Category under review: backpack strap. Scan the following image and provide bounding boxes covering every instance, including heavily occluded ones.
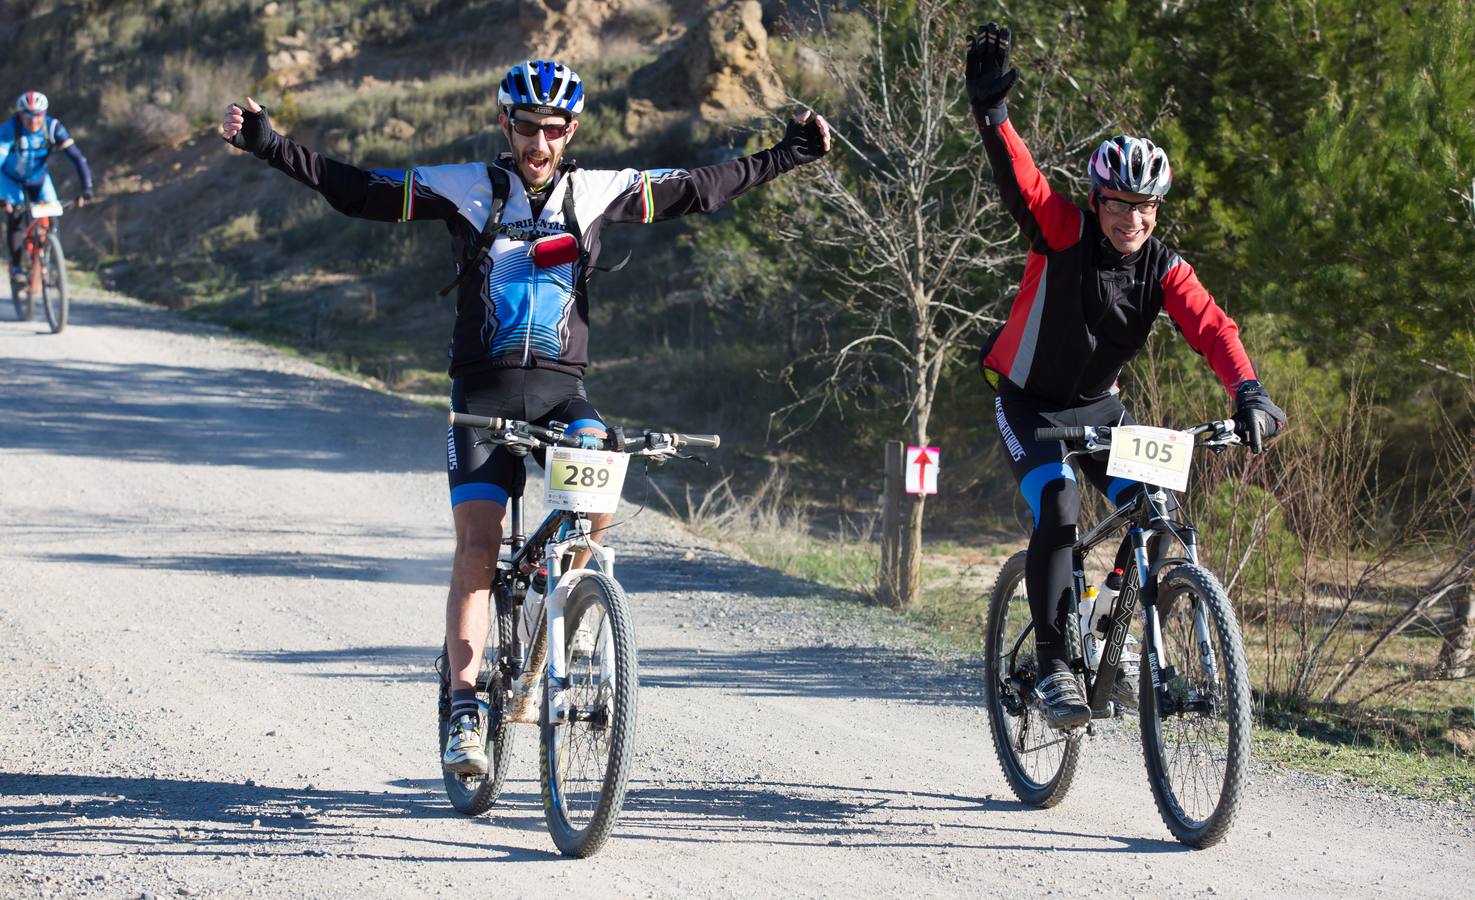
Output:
[561,169,630,275]
[437,163,513,297]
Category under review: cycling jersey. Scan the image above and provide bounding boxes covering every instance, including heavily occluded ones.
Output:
[975,116,1255,407]
[257,132,801,377]
[0,114,92,192]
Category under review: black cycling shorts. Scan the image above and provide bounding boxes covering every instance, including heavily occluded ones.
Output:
[447,367,604,508]
[993,386,1144,524]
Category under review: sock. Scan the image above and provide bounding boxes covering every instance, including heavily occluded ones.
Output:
[450,689,480,725]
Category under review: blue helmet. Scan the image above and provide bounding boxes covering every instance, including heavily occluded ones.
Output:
[497,60,585,117]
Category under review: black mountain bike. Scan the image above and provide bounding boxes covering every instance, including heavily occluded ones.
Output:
[984,418,1254,848]
[434,411,717,857]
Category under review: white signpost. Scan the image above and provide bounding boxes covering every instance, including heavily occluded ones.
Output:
[904,445,939,495]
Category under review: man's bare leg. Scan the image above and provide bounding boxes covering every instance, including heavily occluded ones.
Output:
[443,498,503,774]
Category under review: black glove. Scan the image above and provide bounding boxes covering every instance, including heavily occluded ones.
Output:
[778,112,829,166]
[966,22,1020,122]
[1233,380,1287,453]
[226,103,276,158]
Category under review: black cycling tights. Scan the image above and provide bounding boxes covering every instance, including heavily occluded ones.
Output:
[994,389,1180,678]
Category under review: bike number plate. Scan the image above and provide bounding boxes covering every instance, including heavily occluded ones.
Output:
[29,201,63,218]
[544,447,630,513]
[1105,425,1193,492]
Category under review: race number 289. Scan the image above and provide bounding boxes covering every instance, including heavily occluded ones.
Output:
[561,465,612,490]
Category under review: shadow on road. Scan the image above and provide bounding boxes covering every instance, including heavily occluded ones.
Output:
[46,549,446,586]
[0,772,559,863]
[229,644,441,682]
[0,355,439,474]
[619,778,1186,854]
[640,645,982,706]
[618,549,862,603]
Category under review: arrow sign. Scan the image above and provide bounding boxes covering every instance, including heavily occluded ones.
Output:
[905,445,939,495]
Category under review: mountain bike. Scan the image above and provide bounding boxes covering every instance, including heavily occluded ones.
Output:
[434,412,718,857]
[7,199,69,332]
[983,418,1254,848]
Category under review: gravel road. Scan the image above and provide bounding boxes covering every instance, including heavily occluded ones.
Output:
[2,293,1472,898]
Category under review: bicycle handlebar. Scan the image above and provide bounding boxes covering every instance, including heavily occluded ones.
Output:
[1035,426,1089,442]
[1034,419,1244,446]
[448,411,720,453]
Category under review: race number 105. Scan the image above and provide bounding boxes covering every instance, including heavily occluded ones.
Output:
[1105,425,1194,492]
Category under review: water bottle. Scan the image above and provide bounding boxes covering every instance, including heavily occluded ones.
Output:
[1092,567,1125,636]
[1079,586,1103,670]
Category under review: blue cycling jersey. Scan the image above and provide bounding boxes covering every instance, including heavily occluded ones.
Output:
[0,114,90,191]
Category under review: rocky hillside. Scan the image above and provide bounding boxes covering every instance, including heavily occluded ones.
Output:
[0,0,809,392]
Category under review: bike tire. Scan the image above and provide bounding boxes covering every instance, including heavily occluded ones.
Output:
[438,585,517,815]
[1139,564,1252,848]
[539,573,637,857]
[41,234,67,334]
[983,550,1082,807]
[11,266,31,321]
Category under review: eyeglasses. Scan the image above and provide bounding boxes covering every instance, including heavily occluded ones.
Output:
[18,111,43,120]
[1098,195,1162,216]
[509,116,571,140]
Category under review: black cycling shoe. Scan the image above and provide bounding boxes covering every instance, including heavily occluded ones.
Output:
[1034,671,1091,730]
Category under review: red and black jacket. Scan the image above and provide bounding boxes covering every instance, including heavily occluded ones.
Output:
[976,114,1255,407]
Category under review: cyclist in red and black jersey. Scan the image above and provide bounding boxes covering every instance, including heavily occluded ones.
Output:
[966,23,1286,729]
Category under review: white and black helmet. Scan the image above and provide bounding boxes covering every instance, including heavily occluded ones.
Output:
[16,91,48,115]
[1088,135,1172,197]
[497,60,584,116]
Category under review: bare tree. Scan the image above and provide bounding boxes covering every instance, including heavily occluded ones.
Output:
[761,0,1122,606]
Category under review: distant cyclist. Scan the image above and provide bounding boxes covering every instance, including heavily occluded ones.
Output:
[1,91,93,292]
[222,59,831,775]
[966,23,1286,729]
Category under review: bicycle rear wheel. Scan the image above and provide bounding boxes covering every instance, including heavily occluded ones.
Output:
[539,573,637,857]
[984,550,1082,806]
[437,584,517,815]
[41,234,67,334]
[1139,564,1252,848]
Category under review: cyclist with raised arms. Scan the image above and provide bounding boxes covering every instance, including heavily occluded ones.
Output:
[965,24,1286,729]
[1,91,93,294]
[221,60,831,774]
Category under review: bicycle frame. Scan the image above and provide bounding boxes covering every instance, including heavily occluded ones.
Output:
[498,489,616,727]
[22,215,51,295]
[1071,481,1201,718]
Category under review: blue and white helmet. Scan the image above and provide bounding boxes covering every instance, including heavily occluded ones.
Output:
[497,60,584,117]
[1089,135,1172,197]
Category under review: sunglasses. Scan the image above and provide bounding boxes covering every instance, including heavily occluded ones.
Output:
[18,111,43,120]
[1097,195,1163,216]
[509,116,571,140]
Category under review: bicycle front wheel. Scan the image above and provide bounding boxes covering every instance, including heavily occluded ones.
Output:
[1139,564,1252,848]
[984,550,1082,807]
[539,573,637,857]
[41,234,67,334]
[438,585,517,815]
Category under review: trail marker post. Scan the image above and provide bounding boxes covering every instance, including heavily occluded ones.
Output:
[881,442,939,607]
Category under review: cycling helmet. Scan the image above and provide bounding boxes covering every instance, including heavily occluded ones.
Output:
[16,91,48,115]
[1088,135,1172,197]
[497,60,584,117]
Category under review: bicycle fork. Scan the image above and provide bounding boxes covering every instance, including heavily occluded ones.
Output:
[506,518,617,726]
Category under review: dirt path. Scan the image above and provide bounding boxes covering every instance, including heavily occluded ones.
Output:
[2,294,1471,898]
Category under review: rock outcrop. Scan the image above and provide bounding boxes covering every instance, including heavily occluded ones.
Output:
[626,0,785,136]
